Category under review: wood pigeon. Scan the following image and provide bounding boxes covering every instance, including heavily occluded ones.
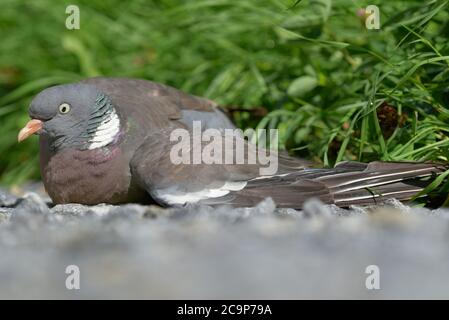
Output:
[18,77,447,208]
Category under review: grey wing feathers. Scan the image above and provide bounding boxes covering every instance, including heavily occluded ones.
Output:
[80,77,219,112]
[199,161,447,208]
[80,77,238,131]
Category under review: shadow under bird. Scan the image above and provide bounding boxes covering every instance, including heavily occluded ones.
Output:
[18,77,447,208]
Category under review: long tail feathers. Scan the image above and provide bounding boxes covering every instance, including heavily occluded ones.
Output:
[201,161,448,208]
[321,162,445,207]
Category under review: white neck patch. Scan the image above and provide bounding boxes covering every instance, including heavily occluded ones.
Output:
[88,109,121,149]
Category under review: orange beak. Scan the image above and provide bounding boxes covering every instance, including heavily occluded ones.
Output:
[18,119,43,142]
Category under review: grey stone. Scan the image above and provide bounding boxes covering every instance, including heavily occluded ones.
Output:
[2,190,449,299]
[252,197,276,215]
[16,182,52,205]
[52,203,114,217]
[0,207,15,222]
[52,203,89,216]
[14,192,50,215]
[0,188,18,207]
[302,198,333,217]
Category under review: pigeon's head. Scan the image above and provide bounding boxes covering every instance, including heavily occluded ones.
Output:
[18,83,121,150]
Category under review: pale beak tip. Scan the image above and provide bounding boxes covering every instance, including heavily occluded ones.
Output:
[17,119,43,143]
[18,128,28,143]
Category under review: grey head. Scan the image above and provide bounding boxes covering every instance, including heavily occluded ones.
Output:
[19,83,122,151]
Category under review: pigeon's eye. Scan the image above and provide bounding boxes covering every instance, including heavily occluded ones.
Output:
[59,103,71,114]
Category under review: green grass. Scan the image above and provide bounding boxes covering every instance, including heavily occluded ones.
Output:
[0,0,449,186]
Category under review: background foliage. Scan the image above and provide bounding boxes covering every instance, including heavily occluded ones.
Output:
[0,0,448,185]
